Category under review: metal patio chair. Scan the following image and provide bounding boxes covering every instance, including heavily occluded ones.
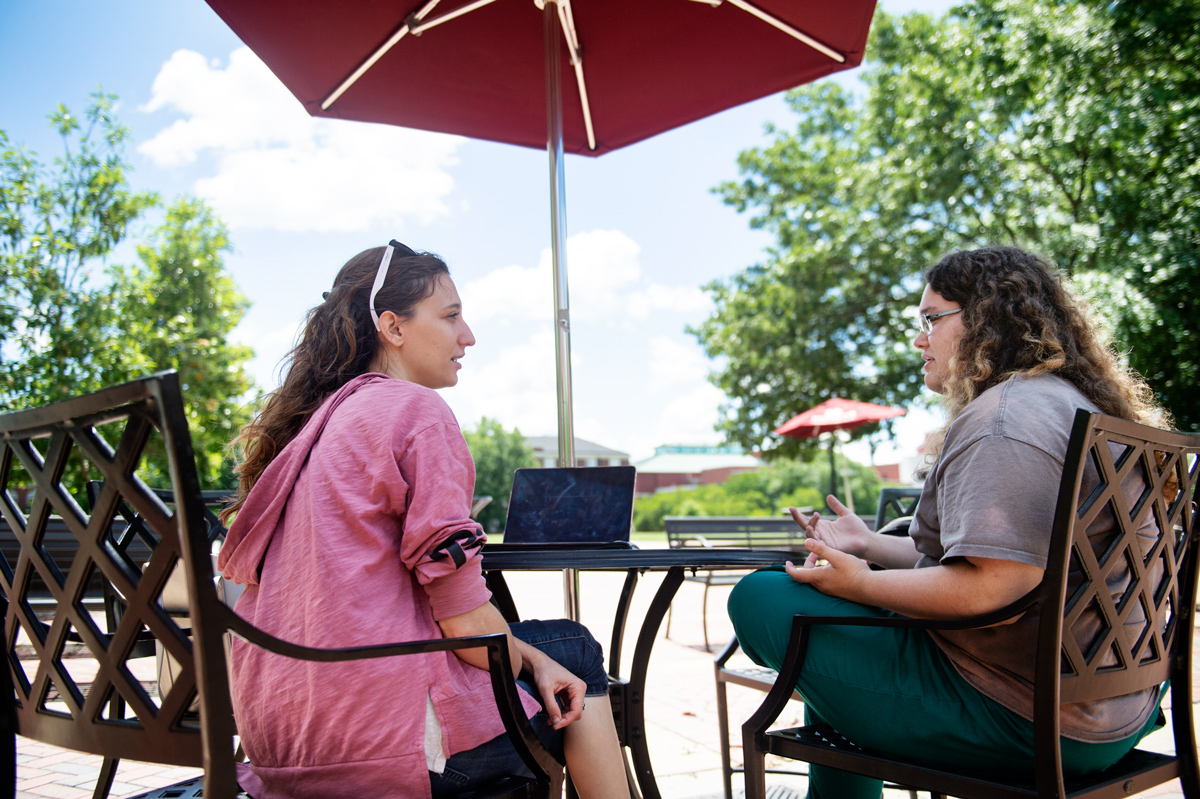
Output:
[0,371,548,799]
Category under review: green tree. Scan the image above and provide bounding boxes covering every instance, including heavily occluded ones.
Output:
[463,418,537,534]
[1,92,158,403]
[697,0,1200,454]
[112,198,254,488]
[1,95,256,490]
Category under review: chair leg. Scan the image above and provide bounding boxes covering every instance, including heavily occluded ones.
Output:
[665,601,674,640]
[716,677,733,799]
[741,728,768,799]
[92,665,130,799]
[92,757,119,799]
[702,581,711,651]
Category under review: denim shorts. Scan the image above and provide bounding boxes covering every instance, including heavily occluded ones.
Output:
[427,618,608,797]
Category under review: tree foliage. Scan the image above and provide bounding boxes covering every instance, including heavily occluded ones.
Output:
[696,0,1200,455]
[113,198,254,487]
[1,93,158,402]
[1,94,255,489]
[463,417,537,534]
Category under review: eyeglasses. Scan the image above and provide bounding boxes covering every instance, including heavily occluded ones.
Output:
[918,307,962,336]
[370,239,418,330]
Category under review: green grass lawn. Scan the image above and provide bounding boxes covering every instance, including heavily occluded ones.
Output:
[489,530,667,544]
[631,530,667,543]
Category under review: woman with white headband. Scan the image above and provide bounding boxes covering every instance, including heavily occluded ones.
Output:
[219,242,629,799]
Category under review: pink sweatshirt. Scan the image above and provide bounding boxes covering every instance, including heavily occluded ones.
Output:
[218,374,540,798]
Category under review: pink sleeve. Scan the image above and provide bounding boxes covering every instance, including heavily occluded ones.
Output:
[396,420,491,620]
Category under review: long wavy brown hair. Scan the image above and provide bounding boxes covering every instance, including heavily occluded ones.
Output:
[220,245,450,523]
[921,246,1166,465]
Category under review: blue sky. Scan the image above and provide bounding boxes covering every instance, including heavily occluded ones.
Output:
[2,0,951,467]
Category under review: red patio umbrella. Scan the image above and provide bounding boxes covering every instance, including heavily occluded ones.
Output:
[203,0,877,467]
[775,397,906,438]
[203,0,875,156]
[202,0,877,626]
[775,397,905,504]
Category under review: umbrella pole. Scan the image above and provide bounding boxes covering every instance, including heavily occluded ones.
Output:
[828,434,837,501]
[545,0,581,621]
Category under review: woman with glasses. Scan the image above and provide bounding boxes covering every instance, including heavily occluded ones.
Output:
[729,245,1168,799]
[218,243,630,799]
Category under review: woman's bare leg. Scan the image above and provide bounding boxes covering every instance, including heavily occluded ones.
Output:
[562,694,631,799]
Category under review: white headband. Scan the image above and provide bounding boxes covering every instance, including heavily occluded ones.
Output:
[369,240,417,331]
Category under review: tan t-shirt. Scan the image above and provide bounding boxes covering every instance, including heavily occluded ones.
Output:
[910,373,1159,742]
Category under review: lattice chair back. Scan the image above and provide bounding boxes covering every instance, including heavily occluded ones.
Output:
[0,372,242,794]
[1029,409,1200,790]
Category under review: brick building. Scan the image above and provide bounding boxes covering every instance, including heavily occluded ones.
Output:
[631,444,763,496]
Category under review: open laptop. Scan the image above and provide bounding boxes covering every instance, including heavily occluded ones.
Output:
[502,466,636,546]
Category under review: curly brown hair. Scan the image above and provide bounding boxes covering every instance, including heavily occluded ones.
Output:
[921,246,1166,464]
[220,245,450,523]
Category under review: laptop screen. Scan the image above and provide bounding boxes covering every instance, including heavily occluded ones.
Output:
[502,466,636,544]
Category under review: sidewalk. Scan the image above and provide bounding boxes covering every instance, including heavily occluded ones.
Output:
[14,563,1200,799]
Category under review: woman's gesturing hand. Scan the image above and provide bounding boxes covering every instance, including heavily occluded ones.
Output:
[784,538,871,599]
[790,495,873,562]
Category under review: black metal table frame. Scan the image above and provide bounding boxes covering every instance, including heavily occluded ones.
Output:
[481,544,794,799]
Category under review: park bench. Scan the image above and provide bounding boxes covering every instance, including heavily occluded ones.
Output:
[664,515,808,651]
[0,371,549,799]
[0,516,139,610]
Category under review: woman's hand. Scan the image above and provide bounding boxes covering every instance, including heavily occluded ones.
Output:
[790,495,872,563]
[517,641,587,730]
[784,538,871,597]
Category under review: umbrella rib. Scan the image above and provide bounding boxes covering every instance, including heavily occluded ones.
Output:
[321,0,501,112]
[555,0,596,151]
[411,0,500,33]
[722,0,846,63]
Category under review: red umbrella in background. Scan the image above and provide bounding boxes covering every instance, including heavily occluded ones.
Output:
[203,0,878,469]
[775,397,906,508]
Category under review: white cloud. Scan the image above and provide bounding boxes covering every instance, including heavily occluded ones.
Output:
[650,382,727,449]
[459,262,548,324]
[628,283,711,320]
[462,229,711,327]
[449,331,559,434]
[552,229,642,321]
[648,336,709,391]
[139,47,464,232]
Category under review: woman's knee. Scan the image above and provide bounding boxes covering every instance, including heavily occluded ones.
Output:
[728,568,829,629]
[728,569,810,668]
[509,618,608,696]
[728,569,886,670]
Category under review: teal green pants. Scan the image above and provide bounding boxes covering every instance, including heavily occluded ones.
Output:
[728,568,1164,799]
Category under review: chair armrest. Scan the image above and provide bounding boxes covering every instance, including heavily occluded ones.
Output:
[715,635,741,669]
[219,611,549,786]
[743,591,1041,748]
